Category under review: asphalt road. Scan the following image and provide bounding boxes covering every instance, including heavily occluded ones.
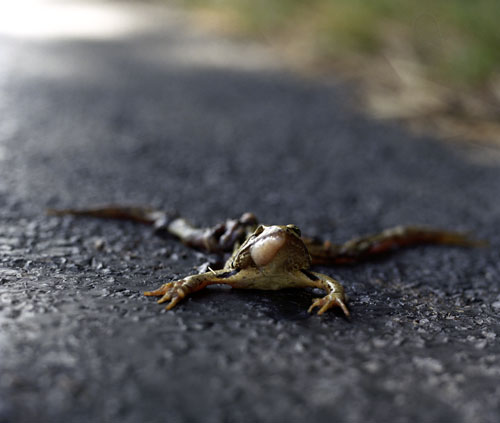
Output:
[1,2,500,423]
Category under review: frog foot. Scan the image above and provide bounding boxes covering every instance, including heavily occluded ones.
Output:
[308,292,350,317]
[144,269,241,310]
[144,280,188,310]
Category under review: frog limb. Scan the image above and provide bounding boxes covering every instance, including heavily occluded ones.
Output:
[144,268,244,310]
[296,270,350,316]
[47,205,168,225]
[231,268,349,317]
[48,208,482,316]
[304,225,483,266]
[47,206,258,254]
[48,207,481,263]
[167,212,257,253]
[145,266,349,316]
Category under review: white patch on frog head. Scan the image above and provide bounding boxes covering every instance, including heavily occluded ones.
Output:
[250,226,286,267]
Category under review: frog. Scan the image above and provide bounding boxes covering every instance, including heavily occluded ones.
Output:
[144,224,349,316]
[48,205,483,316]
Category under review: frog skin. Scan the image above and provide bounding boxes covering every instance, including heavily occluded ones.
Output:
[48,206,483,316]
[144,224,349,316]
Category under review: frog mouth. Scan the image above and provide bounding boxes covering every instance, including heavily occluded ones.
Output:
[250,229,286,267]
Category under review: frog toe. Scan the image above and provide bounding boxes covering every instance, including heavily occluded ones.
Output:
[164,294,184,310]
[308,294,350,317]
[144,281,185,309]
[157,291,173,304]
[143,282,173,297]
[152,282,188,310]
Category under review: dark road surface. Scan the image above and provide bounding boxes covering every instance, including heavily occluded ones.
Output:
[1,2,500,423]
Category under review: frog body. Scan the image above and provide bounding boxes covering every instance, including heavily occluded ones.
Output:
[145,224,349,316]
[49,205,482,317]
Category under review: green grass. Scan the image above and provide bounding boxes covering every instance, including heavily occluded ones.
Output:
[176,0,500,87]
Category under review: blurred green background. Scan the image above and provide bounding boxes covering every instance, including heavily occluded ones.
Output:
[177,0,499,88]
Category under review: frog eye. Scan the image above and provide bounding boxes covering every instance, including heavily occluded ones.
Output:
[286,224,301,237]
[253,225,265,236]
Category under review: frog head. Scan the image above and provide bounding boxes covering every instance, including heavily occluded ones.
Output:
[230,224,311,271]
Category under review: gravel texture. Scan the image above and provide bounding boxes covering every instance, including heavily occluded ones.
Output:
[1,3,500,423]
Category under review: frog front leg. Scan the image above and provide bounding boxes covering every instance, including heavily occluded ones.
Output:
[144,268,243,310]
[293,270,350,317]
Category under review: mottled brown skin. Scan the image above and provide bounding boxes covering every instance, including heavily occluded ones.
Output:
[48,206,483,316]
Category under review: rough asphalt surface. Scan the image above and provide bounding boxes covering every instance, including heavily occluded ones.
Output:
[1,3,500,423]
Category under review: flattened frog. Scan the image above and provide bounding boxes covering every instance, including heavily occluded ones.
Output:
[48,205,483,317]
[145,224,349,316]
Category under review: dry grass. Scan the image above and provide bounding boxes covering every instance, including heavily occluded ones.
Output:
[175,0,500,144]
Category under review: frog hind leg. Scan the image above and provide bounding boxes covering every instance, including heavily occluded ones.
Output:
[49,206,258,254]
[144,268,243,310]
[305,226,485,266]
[47,205,168,225]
